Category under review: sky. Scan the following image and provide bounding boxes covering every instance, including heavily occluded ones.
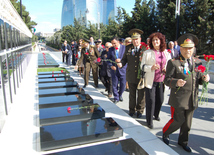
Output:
[22,0,136,33]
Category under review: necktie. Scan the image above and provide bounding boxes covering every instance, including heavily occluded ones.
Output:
[116,49,119,58]
[187,59,192,72]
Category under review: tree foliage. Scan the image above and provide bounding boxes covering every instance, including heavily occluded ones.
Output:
[47,0,213,54]
[10,0,37,30]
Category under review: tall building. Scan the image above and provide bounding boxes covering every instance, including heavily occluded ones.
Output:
[61,0,116,29]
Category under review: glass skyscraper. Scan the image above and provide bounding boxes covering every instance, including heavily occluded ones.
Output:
[61,0,116,28]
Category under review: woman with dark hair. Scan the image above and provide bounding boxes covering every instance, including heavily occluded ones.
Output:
[141,32,171,129]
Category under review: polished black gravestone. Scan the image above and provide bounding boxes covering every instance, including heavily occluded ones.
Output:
[38,77,74,83]
[38,53,59,68]
[46,138,148,155]
[38,71,65,75]
[39,87,85,97]
[40,117,123,151]
[39,94,93,109]
[38,81,78,89]
[39,103,105,126]
[38,74,69,79]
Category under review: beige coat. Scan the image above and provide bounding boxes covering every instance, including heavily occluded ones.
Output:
[140,49,171,89]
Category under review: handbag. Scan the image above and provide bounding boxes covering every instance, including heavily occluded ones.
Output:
[137,64,145,89]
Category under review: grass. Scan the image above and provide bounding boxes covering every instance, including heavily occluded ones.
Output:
[3,69,14,76]
[37,67,68,74]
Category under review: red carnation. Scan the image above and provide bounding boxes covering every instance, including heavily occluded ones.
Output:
[61,70,63,73]
[140,42,147,49]
[85,52,89,55]
[75,54,78,58]
[168,49,171,53]
[198,65,206,73]
[67,107,71,113]
[115,47,118,50]
[203,54,214,62]
[52,74,54,77]
[97,57,101,63]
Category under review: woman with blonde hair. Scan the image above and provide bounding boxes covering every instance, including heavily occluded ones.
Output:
[124,37,132,46]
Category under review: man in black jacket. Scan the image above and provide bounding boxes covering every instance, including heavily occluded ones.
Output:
[61,40,71,66]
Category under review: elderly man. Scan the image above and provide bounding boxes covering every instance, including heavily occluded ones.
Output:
[99,42,113,97]
[61,40,71,66]
[117,29,146,118]
[162,33,210,152]
[107,36,127,103]
[168,41,180,58]
[77,39,100,88]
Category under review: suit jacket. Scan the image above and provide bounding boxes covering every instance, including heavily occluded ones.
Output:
[121,44,143,84]
[99,50,111,77]
[174,45,180,55]
[170,48,180,59]
[61,44,71,55]
[77,46,100,66]
[107,45,127,76]
[164,56,203,109]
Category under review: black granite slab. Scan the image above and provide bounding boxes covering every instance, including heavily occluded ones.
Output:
[38,63,59,68]
[39,104,105,126]
[38,53,59,68]
[40,117,123,151]
[38,74,69,79]
[38,71,65,75]
[38,81,78,89]
[46,138,148,155]
[39,94,93,109]
[38,77,74,83]
[39,87,85,97]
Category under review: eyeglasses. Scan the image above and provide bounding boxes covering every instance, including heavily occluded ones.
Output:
[105,46,110,48]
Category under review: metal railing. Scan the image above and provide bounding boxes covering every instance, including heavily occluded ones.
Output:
[0,44,32,132]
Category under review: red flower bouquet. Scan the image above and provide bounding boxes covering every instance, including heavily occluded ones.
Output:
[199,55,213,104]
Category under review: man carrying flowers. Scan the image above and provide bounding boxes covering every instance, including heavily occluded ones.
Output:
[162,33,210,152]
[117,29,146,118]
[77,39,100,88]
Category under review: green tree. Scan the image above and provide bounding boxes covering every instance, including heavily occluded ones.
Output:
[10,0,37,30]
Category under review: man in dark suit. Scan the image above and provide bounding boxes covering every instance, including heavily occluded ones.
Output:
[99,42,113,97]
[162,34,210,152]
[174,40,180,55]
[117,29,146,118]
[107,36,127,103]
[168,41,180,58]
[77,39,100,88]
[71,40,77,65]
[61,40,71,66]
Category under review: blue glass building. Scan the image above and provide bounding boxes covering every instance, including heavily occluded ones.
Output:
[61,0,116,28]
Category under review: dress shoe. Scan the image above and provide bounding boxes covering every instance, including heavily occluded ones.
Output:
[108,94,112,98]
[137,112,142,118]
[147,124,153,129]
[95,85,99,88]
[178,143,192,152]
[83,84,88,88]
[154,117,160,121]
[162,135,169,145]
[129,113,134,117]
[119,96,123,101]
[105,88,108,92]
[113,100,119,104]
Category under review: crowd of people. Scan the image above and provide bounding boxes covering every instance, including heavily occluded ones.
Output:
[61,30,210,152]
